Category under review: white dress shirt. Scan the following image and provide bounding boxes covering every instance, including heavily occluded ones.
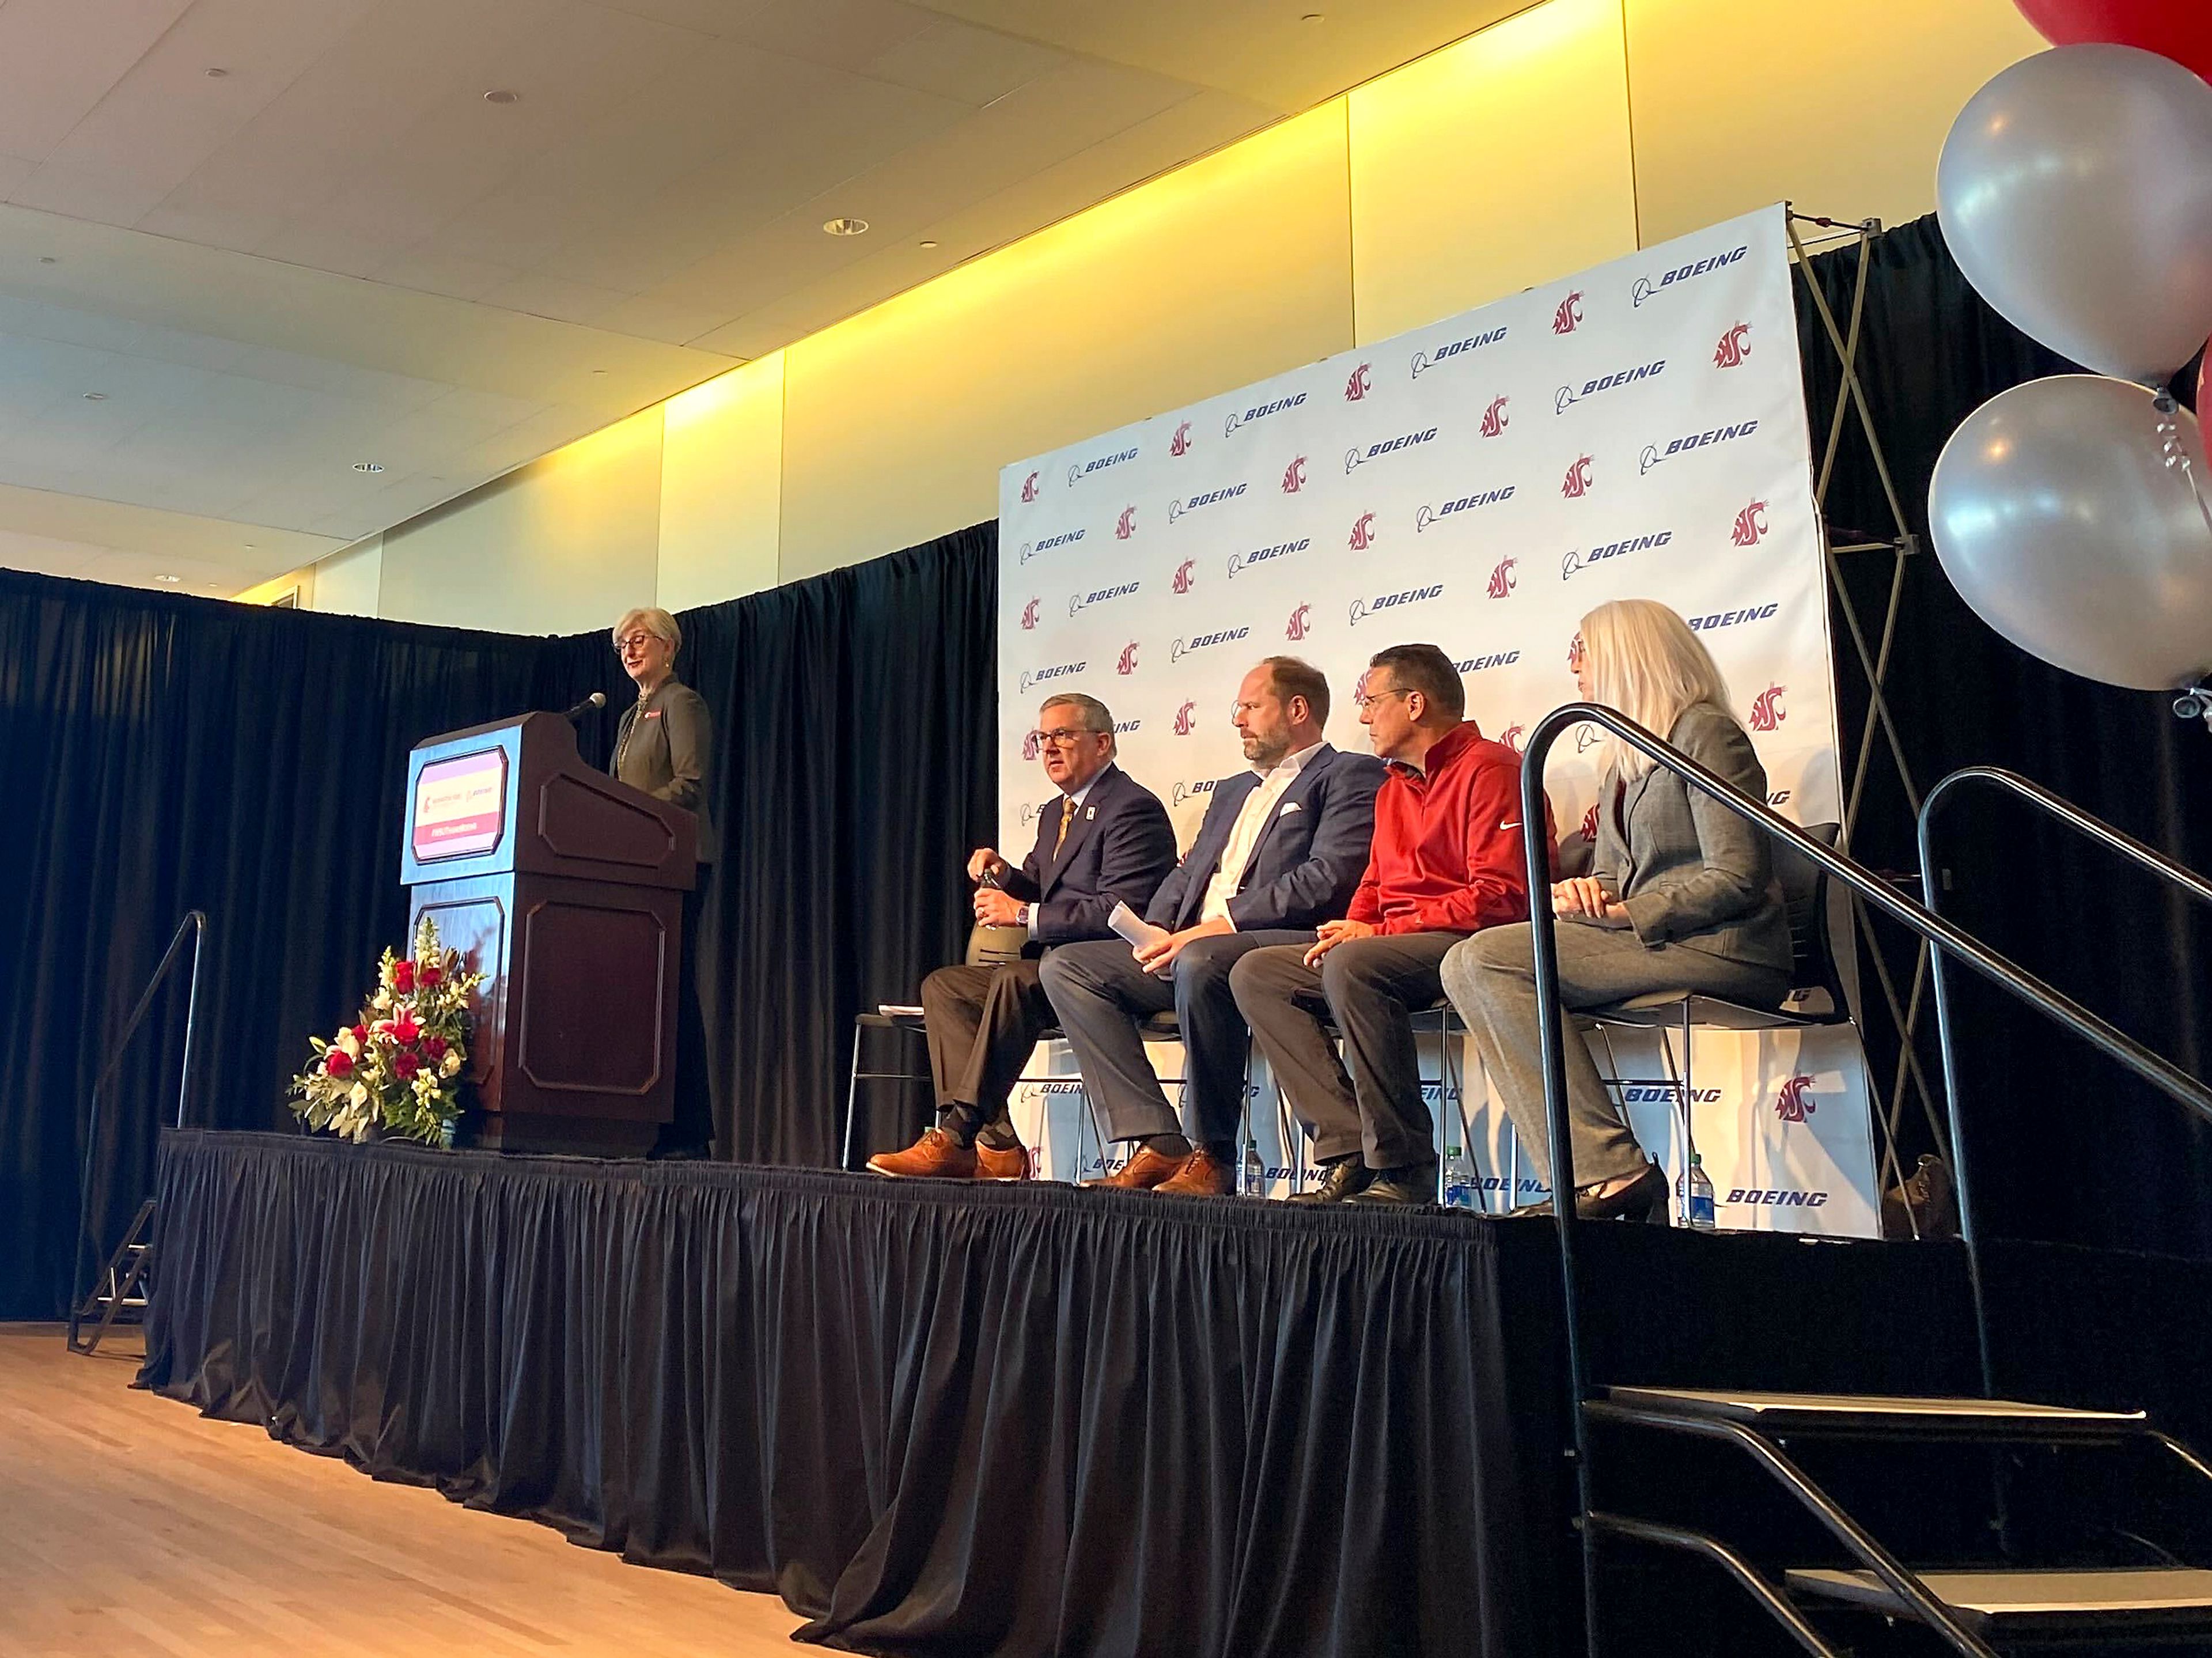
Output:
[1198,742,1323,926]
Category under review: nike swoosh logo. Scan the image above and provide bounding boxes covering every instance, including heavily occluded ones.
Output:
[1498,820,1520,830]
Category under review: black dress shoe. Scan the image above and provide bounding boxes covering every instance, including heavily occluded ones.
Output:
[1575,1161,1669,1224]
[1286,1154,1374,1205]
[1343,1159,1440,1207]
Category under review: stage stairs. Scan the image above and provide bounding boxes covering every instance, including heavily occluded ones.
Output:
[1512,718,2212,1657]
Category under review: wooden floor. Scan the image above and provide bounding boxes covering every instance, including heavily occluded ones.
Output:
[0,1325,806,1656]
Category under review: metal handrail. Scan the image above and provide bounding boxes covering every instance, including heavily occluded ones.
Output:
[1516,706,2212,1656]
[1917,764,2212,1280]
[68,910,207,1346]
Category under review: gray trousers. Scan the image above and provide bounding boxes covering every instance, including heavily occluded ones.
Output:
[1441,922,1789,1191]
[1229,932,1463,1169]
[920,959,1054,1131]
[1039,930,1315,1147]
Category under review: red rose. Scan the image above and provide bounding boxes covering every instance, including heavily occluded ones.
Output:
[393,960,416,993]
[393,1050,421,1081]
[423,1035,448,1061]
[391,1012,422,1044]
[421,964,443,988]
[325,1049,355,1078]
[351,1024,369,1044]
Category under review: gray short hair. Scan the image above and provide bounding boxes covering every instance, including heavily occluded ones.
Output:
[612,606,681,655]
[1040,692,1113,735]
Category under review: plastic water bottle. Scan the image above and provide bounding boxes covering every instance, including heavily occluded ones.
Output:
[1240,1139,1266,1197]
[1678,1153,1717,1231]
[1442,1144,1480,1210]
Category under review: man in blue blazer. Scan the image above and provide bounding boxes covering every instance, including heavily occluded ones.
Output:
[870,691,1177,1180]
[1040,658,1385,1195]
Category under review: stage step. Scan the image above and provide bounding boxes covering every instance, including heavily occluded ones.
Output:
[1785,1566,2212,1640]
[1604,1386,2149,1441]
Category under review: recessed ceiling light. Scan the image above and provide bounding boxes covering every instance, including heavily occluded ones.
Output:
[919,239,938,248]
[823,216,869,237]
[206,66,230,78]
[590,368,608,375]
[354,460,384,473]
[153,574,181,584]
[1300,10,1324,19]
[243,542,257,550]
[83,391,107,400]
[483,89,519,104]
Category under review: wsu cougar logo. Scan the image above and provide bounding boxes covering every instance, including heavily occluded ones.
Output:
[1019,597,1039,631]
[1117,642,1139,675]
[1282,455,1306,494]
[1775,1074,1817,1123]
[1552,290,1583,334]
[1345,363,1372,401]
[1286,603,1312,641]
[1115,506,1137,540]
[1487,557,1516,599]
[1748,683,1786,731]
[1173,699,1198,735]
[1022,730,1041,761]
[1172,559,1195,595]
[1348,512,1377,552]
[1020,471,1039,503]
[1501,724,1525,753]
[1170,421,1192,457]
[1731,499,1770,547]
[1714,323,1752,369]
[1480,395,1510,438]
[1561,455,1594,499]
[1579,802,1600,842]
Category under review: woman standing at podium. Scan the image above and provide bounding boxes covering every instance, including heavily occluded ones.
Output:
[612,605,717,1157]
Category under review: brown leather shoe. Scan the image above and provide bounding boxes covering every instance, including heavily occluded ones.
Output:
[1085,1144,1187,1190]
[973,1136,1031,1181]
[867,1127,976,1179]
[1156,1146,1234,1197]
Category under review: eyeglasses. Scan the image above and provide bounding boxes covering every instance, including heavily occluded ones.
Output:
[1028,727,1099,748]
[1354,686,1409,713]
[615,631,658,654]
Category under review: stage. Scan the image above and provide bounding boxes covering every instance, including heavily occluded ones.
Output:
[139,1129,2212,1657]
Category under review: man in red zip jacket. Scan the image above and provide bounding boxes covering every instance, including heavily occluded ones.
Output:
[1230,642,1553,1205]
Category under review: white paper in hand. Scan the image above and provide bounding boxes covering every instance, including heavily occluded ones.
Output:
[1107,902,1172,971]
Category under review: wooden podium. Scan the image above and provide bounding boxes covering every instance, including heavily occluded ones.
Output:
[401,711,696,1156]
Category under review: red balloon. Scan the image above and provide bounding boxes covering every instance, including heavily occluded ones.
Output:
[2014,1,2212,80]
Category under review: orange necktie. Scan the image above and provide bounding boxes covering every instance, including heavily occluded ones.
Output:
[1055,802,1074,856]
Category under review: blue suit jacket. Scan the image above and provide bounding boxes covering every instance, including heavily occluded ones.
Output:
[1146,743,1387,933]
[1001,762,1177,947]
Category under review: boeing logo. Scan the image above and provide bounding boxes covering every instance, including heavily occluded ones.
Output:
[1282,455,1307,494]
[1117,642,1139,675]
[1415,484,1514,532]
[1068,446,1137,486]
[1622,1084,1724,1105]
[1344,364,1371,401]
[1640,418,1762,474]
[1172,778,1219,807]
[1224,393,1305,436]
[1577,726,1602,754]
[1561,454,1594,498]
[1551,290,1583,334]
[1019,528,1085,563]
[1688,602,1780,633]
[1453,651,1520,672]
[1169,483,1247,522]
[1775,1073,1816,1122]
[1748,683,1787,731]
[1171,627,1251,662]
[1349,585,1442,626]
[1486,557,1516,599]
[1731,499,1770,546]
[1410,325,1508,378]
[1728,1187,1830,1208]
[1344,426,1438,474]
[1561,528,1673,580]
[1069,581,1140,616]
[1115,505,1137,540]
[1228,536,1310,578]
[1631,243,1749,306]
[1019,661,1086,694]
[1479,395,1510,438]
[1285,603,1312,642]
[1714,321,1752,368]
[1170,421,1192,457]
[1115,719,1142,735]
[1554,359,1667,413]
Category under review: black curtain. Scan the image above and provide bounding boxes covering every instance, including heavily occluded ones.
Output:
[1794,214,2212,1257]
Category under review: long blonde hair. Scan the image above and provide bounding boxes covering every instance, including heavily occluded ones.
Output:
[1580,599,1737,781]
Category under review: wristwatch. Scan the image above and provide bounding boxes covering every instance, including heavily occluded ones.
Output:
[1016,903,1032,928]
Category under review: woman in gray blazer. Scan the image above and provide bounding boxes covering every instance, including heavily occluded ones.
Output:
[1441,598,1791,1222]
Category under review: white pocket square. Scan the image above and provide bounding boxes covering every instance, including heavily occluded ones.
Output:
[1277,801,1301,815]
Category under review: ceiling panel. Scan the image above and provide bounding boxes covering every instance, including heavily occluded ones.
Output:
[0,0,1521,596]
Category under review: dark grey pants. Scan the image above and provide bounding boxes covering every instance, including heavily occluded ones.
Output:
[1039,930,1315,1146]
[1441,922,1789,1191]
[1229,932,1463,1169]
[920,959,1054,1131]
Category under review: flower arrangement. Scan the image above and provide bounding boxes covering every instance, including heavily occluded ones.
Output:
[290,915,483,1145]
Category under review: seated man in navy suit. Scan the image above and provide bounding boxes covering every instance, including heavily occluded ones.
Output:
[1039,658,1385,1195]
[870,691,1177,1180]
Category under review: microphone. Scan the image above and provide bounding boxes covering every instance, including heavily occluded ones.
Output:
[563,691,607,722]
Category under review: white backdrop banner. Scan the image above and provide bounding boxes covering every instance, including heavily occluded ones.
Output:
[992,204,1871,1233]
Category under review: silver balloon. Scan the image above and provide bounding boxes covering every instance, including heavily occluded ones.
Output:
[1930,375,2212,691]
[1938,44,2212,383]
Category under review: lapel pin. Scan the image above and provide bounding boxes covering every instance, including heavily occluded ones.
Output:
[1085,805,1096,820]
